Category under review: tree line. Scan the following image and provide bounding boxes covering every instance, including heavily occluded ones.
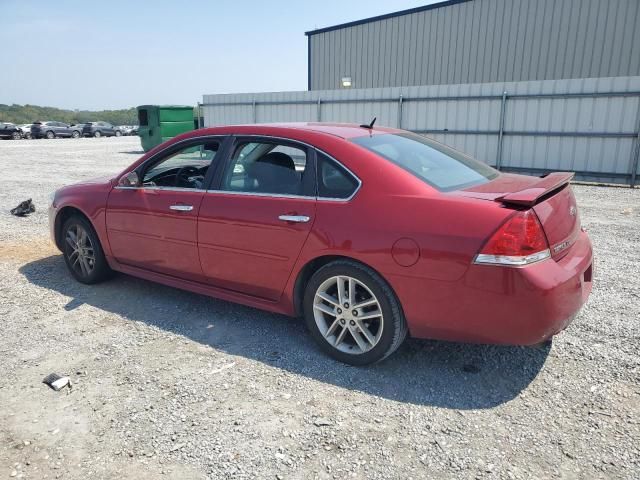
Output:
[0,104,138,125]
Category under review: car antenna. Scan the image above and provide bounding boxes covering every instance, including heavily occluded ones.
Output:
[359,117,376,129]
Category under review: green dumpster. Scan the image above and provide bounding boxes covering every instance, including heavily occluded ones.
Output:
[137,105,195,152]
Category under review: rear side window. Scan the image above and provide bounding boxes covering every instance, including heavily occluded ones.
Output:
[351,133,498,191]
[316,152,359,199]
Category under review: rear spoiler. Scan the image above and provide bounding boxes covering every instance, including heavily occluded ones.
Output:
[496,172,575,207]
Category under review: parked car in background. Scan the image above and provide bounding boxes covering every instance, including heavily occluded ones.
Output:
[69,123,86,138]
[81,122,122,138]
[0,123,23,140]
[18,124,33,139]
[49,123,593,365]
[117,125,131,135]
[31,121,75,139]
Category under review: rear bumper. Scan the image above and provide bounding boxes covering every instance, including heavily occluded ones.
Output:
[398,231,593,345]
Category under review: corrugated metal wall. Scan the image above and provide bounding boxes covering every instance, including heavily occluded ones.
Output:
[202,76,640,185]
[307,0,640,90]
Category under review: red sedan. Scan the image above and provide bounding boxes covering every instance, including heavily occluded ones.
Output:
[49,123,593,365]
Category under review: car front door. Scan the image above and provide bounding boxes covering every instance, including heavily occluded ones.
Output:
[197,137,316,301]
[106,136,228,282]
[102,122,115,136]
[58,122,71,137]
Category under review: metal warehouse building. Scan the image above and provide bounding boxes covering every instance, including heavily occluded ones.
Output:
[306,0,640,90]
[203,0,640,186]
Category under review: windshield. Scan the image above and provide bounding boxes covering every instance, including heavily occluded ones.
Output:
[351,133,498,191]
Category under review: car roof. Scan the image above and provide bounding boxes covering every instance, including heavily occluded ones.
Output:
[193,122,403,140]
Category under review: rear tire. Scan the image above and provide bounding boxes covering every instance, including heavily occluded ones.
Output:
[115,130,122,137]
[45,130,55,139]
[94,131,101,138]
[61,215,112,284]
[12,131,21,140]
[71,130,80,138]
[303,260,407,365]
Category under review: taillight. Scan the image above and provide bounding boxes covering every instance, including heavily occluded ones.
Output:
[474,210,550,266]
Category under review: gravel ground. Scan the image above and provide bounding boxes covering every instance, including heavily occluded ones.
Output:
[0,137,639,479]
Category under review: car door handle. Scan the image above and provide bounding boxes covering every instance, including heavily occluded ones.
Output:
[170,204,193,212]
[278,215,310,223]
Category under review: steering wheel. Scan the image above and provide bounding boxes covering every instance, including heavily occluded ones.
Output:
[175,166,201,188]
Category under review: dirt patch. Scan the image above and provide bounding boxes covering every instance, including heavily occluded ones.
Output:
[0,238,58,263]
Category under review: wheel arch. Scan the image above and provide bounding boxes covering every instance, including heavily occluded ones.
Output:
[54,206,92,251]
[292,254,403,319]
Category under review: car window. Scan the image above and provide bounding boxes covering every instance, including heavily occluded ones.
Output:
[316,152,360,199]
[142,141,220,190]
[222,141,308,196]
[351,133,498,191]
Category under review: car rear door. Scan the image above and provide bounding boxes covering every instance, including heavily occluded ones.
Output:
[106,136,229,282]
[197,136,316,301]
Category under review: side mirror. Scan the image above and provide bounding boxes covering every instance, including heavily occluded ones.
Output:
[118,171,140,187]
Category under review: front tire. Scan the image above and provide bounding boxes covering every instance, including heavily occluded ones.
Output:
[61,215,112,284]
[303,260,407,365]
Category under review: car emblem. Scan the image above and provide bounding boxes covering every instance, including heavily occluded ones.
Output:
[553,241,571,253]
[569,206,576,217]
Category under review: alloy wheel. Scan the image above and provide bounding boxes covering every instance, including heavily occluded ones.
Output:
[313,275,384,354]
[65,224,96,277]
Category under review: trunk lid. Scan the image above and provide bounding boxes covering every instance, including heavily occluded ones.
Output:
[455,172,580,259]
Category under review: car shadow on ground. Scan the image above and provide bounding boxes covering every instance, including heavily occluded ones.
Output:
[119,150,145,154]
[20,255,551,409]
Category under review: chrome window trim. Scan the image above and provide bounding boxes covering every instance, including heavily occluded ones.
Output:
[114,186,206,192]
[115,133,363,202]
[206,189,315,200]
[209,137,362,202]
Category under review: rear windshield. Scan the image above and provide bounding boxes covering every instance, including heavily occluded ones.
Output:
[351,133,498,191]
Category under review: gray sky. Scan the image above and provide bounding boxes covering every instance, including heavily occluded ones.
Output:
[0,0,436,110]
